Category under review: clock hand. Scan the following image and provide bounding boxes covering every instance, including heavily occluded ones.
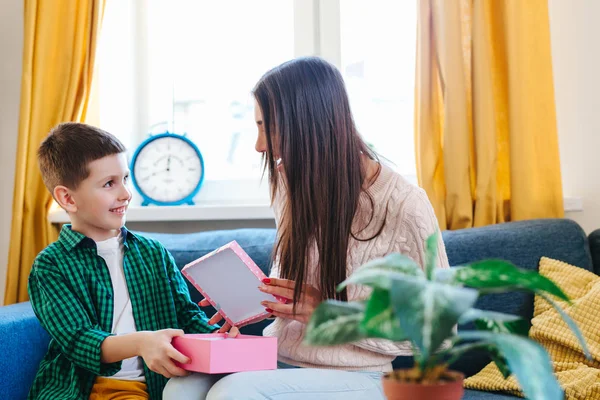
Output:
[141,170,166,181]
[167,155,171,172]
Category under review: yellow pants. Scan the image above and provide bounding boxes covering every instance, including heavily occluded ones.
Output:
[89,377,149,400]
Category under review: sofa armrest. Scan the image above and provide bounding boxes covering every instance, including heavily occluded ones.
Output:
[0,302,50,400]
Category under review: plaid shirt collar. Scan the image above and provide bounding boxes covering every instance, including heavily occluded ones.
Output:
[58,224,137,252]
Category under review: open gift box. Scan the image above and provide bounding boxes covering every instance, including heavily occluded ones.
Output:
[172,333,278,374]
[175,241,285,373]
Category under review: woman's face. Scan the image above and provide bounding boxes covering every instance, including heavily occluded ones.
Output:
[254,99,267,154]
[254,100,280,160]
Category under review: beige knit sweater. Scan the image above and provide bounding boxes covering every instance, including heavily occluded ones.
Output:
[263,164,450,372]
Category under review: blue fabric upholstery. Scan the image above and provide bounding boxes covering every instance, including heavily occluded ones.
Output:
[143,228,277,284]
[588,228,600,275]
[1,219,596,400]
[0,302,50,400]
[442,219,593,377]
[462,390,520,399]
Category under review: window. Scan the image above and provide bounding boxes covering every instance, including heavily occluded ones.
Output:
[94,0,417,207]
[340,0,417,176]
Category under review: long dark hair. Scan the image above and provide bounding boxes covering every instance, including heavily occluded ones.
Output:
[253,57,381,306]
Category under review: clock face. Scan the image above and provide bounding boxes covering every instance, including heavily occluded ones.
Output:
[133,136,203,203]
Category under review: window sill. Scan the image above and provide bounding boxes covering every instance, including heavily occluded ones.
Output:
[48,196,582,224]
[48,204,275,224]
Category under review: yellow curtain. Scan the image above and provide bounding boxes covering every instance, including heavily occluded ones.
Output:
[4,0,105,305]
[415,0,564,230]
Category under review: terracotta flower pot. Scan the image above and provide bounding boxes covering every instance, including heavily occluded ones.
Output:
[382,370,464,400]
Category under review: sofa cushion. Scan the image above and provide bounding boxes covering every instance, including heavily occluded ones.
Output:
[443,218,593,377]
[0,302,50,400]
[443,219,593,319]
[588,229,600,275]
[464,257,600,399]
[462,390,520,399]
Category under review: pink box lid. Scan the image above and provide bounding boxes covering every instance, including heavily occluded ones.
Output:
[181,241,286,327]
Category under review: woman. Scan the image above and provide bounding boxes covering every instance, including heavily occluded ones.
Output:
[163,57,449,399]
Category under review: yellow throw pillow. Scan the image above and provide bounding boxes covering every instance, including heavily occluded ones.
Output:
[464,257,600,399]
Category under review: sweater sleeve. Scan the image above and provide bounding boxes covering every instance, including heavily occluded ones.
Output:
[352,186,450,356]
[395,187,449,271]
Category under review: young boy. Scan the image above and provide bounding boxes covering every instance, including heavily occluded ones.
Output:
[28,122,217,399]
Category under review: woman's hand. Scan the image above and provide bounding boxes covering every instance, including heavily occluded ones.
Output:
[258,278,321,324]
[198,299,240,337]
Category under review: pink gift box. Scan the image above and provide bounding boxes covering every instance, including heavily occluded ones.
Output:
[181,240,287,327]
[172,333,278,374]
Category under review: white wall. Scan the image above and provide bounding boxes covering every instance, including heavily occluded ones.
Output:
[549,0,600,234]
[0,0,23,305]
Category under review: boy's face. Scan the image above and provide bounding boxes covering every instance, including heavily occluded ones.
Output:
[56,153,132,241]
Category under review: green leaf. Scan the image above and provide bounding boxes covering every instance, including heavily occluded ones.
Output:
[338,253,424,291]
[433,267,458,285]
[424,232,439,280]
[488,347,512,379]
[443,341,512,380]
[304,300,365,346]
[473,319,530,336]
[459,309,522,325]
[451,260,570,301]
[361,288,406,341]
[538,293,591,360]
[459,308,529,335]
[458,331,563,400]
[390,277,478,365]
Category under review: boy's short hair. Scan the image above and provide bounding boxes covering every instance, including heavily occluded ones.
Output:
[38,122,126,192]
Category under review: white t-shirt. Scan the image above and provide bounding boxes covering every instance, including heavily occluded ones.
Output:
[96,234,145,381]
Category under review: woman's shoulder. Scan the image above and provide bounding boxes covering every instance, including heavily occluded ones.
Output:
[353,164,432,240]
[369,163,428,209]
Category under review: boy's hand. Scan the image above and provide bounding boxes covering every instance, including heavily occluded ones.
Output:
[137,329,190,378]
[199,298,240,337]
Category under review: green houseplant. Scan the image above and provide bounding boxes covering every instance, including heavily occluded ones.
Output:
[304,233,590,400]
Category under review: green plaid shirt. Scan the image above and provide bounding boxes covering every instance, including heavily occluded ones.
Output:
[27,225,216,400]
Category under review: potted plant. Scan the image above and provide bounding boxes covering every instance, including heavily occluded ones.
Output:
[304,233,590,400]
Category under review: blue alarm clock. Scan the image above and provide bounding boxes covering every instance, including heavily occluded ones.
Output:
[130,132,204,206]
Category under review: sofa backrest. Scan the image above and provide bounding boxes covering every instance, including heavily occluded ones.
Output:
[145,218,595,338]
[149,218,595,317]
[441,218,593,376]
[588,228,600,275]
[443,218,593,321]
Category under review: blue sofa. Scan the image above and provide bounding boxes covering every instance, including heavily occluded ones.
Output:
[1,219,598,400]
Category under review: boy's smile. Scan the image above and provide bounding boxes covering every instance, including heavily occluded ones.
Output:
[109,205,128,215]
